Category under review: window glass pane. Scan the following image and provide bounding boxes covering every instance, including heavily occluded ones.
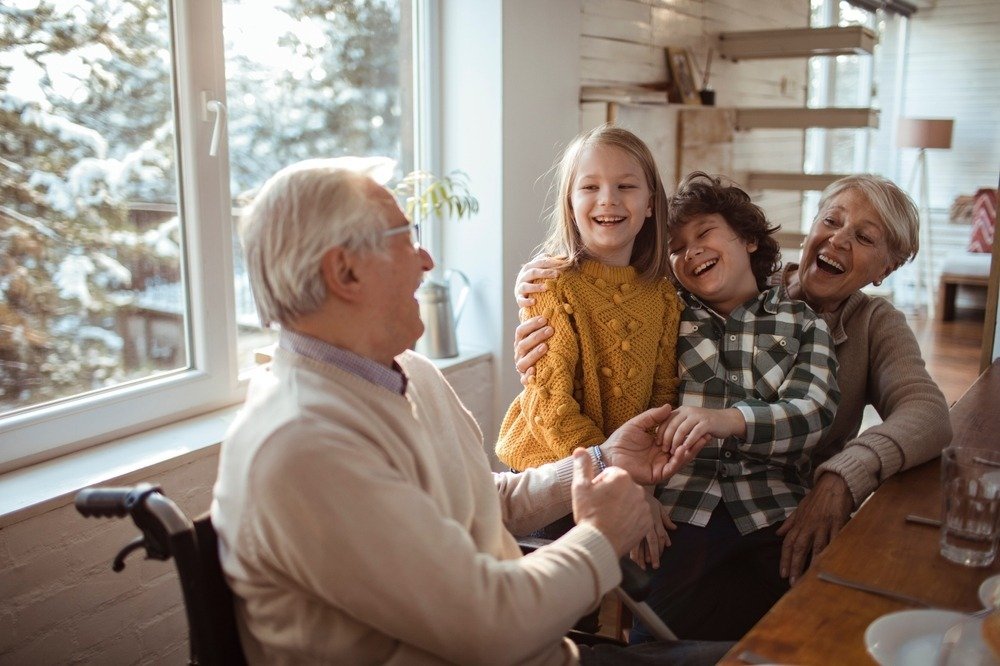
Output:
[222,0,413,369]
[1,0,186,416]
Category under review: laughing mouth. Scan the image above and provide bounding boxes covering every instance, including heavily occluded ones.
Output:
[817,254,845,274]
[693,259,717,276]
[593,215,625,225]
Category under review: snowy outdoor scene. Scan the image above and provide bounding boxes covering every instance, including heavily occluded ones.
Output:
[1,0,405,415]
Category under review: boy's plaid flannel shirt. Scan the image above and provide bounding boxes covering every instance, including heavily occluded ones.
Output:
[657,286,840,535]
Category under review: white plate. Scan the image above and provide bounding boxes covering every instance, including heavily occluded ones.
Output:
[980,574,1000,609]
[865,609,994,665]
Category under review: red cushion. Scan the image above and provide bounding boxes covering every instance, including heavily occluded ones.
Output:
[969,188,997,253]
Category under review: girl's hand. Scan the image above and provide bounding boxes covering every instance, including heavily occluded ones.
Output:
[515,255,562,308]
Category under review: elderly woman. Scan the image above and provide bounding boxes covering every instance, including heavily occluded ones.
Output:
[513,173,951,615]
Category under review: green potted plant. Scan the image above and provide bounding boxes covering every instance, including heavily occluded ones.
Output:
[394,170,479,359]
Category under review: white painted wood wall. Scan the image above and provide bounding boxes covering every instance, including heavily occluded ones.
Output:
[900,0,1000,212]
[896,0,999,307]
[577,0,810,231]
[576,0,999,302]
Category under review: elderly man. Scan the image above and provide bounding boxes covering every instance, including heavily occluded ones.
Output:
[212,158,729,665]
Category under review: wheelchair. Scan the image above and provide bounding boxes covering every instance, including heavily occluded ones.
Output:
[75,483,246,666]
[76,484,675,664]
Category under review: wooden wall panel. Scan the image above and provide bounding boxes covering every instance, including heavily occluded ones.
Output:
[901,0,1000,210]
[614,104,681,191]
[581,14,652,43]
[577,0,810,227]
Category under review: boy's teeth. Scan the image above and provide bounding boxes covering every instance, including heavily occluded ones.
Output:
[693,259,717,275]
[818,254,845,272]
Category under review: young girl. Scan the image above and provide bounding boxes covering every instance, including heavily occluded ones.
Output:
[495,125,684,481]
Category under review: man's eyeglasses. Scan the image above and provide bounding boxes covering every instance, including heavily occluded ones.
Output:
[382,222,421,248]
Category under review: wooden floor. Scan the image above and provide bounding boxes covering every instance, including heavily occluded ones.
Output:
[905,309,986,406]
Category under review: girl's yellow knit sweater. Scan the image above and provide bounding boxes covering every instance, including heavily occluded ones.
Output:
[496,260,682,470]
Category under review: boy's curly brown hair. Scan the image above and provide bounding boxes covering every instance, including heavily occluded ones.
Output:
[667,171,782,290]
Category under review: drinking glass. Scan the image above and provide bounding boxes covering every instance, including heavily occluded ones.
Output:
[940,447,1000,567]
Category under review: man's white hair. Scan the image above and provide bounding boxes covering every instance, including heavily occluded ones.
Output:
[240,156,397,327]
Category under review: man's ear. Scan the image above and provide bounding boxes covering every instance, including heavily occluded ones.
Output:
[746,239,758,253]
[320,246,364,301]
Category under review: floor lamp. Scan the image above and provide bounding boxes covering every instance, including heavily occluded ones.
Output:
[897,117,954,318]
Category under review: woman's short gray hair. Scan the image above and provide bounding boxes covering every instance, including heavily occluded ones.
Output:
[240,157,396,327]
[816,174,920,269]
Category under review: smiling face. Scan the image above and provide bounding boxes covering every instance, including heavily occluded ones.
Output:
[667,213,759,315]
[359,182,434,362]
[569,144,653,267]
[797,187,894,313]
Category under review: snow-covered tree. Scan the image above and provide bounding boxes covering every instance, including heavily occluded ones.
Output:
[0,0,178,409]
[1,0,403,411]
[224,0,402,196]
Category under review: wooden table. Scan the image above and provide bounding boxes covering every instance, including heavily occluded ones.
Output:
[720,359,1000,664]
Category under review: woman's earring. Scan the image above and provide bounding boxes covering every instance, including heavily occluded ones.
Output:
[799,239,806,248]
[873,279,882,286]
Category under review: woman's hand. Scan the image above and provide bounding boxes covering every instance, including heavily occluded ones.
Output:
[630,495,677,570]
[514,255,562,308]
[776,472,853,585]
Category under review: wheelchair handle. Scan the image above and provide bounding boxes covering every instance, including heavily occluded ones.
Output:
[75,482,162,518]
[618,557,653,600]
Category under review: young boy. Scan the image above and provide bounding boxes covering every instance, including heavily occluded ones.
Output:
[513,171,840,641]
[634,171,840,642]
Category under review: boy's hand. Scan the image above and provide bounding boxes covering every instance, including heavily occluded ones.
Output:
[661,406,746,453]
[514,254,562,308]
[513,317,553,385]
[602,404,699,485]
[630,495,677,570]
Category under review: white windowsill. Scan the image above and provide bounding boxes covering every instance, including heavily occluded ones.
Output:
[0,348,491,528]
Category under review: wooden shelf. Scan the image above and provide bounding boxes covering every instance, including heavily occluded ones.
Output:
[746,172,850,191]
[735,107,879,130]
[718,26,876,61]
[580,86,668,105]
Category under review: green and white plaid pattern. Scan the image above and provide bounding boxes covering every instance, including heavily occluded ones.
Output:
[657,286,840,535]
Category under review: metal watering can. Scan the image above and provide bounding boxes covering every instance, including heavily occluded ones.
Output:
[415,269,470,359]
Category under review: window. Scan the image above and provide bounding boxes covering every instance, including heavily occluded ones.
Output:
[0,0,422,472]
[805,0,877,178]
[802,0,903,229]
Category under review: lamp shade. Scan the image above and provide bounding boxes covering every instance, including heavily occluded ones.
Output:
[897,118,954,150]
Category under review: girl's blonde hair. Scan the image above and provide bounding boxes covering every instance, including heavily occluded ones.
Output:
[539,124,670,281]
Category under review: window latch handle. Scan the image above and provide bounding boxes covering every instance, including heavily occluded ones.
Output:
[205,99,226,157]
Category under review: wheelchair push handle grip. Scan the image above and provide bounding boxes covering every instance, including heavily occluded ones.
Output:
[618,556,653,601]
[75,483,162,518]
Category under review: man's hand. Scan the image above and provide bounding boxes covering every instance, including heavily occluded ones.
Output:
[514,255,562,308]
[571,449,651,558]
[776,473,854,585]
[514,317,554,386]
[659,406,745,453]
[601,404,699,485]
[630,494,677,570]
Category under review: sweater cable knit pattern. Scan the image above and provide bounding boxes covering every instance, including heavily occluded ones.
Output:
[496,260,681,470]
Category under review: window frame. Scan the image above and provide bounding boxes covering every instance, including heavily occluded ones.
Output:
[0,0,428,473]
